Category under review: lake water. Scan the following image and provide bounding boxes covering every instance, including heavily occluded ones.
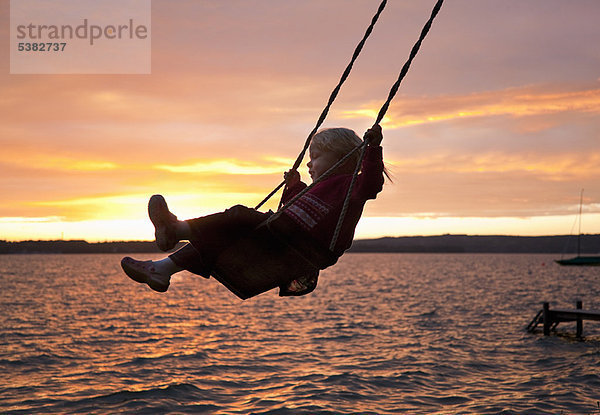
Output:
[1,253,600,414]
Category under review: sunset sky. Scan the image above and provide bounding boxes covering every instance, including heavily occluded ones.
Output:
[1,0,599,242]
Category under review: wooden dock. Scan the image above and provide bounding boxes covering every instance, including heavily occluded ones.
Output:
[527,301,600,338]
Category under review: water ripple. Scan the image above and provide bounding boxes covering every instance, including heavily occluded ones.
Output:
[2,253,600,414]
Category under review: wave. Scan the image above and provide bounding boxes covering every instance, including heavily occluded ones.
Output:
[0,353,77,370]
[116,350,209,368]
[35,383,218,415]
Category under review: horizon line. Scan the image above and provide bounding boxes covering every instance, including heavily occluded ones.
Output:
[2,233,600,244]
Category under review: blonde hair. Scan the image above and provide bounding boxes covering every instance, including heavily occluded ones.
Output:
[310,126,392,182]
[310,127,362,170]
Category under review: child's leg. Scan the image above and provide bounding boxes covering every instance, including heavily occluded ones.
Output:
[121,255,184,292]
[176,220,192,240]
[149,194,228,250]
[168,243,210,278]
[153,257,183,275]
[152,204,273,279]
[184,204,271,274]
[143,199,270,283]
[149,194,189,251]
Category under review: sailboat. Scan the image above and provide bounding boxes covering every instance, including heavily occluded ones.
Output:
[555,189,600,266]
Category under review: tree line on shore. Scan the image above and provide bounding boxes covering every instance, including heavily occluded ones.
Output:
[1,234,599,254]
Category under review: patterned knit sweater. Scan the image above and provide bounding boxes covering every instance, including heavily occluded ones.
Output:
[280,145,384,256]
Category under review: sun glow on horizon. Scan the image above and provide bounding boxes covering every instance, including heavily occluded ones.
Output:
[2,147,599,241]
[3,212,600,243]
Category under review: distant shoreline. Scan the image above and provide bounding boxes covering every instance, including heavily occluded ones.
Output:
[1,234,599,254]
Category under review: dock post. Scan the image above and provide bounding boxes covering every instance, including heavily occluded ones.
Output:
[543,302,551,336]
[576,300,583,338]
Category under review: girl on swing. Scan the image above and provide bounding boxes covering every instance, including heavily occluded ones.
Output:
[121,124,384,297]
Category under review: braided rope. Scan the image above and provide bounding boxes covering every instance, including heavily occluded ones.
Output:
[374,0,444,125]
[255,0,388,210]
[329,141,369,252]
[330,0,445,252]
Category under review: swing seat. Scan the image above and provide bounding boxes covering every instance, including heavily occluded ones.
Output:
[211,219,338,300]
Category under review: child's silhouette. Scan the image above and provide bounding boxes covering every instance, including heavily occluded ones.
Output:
[121,125,384,296]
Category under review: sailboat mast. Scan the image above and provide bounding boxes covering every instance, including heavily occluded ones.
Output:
[577,188,584,256]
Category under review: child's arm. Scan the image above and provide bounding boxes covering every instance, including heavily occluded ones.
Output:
[354,125,385,200]
[281,169,307,204]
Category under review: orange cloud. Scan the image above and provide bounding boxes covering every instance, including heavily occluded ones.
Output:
[154,157,293,175]
[341,86,600,128]
[389,152,600,181]
[0,153,118,172]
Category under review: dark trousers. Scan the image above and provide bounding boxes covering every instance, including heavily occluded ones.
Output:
[169,205,272,278]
